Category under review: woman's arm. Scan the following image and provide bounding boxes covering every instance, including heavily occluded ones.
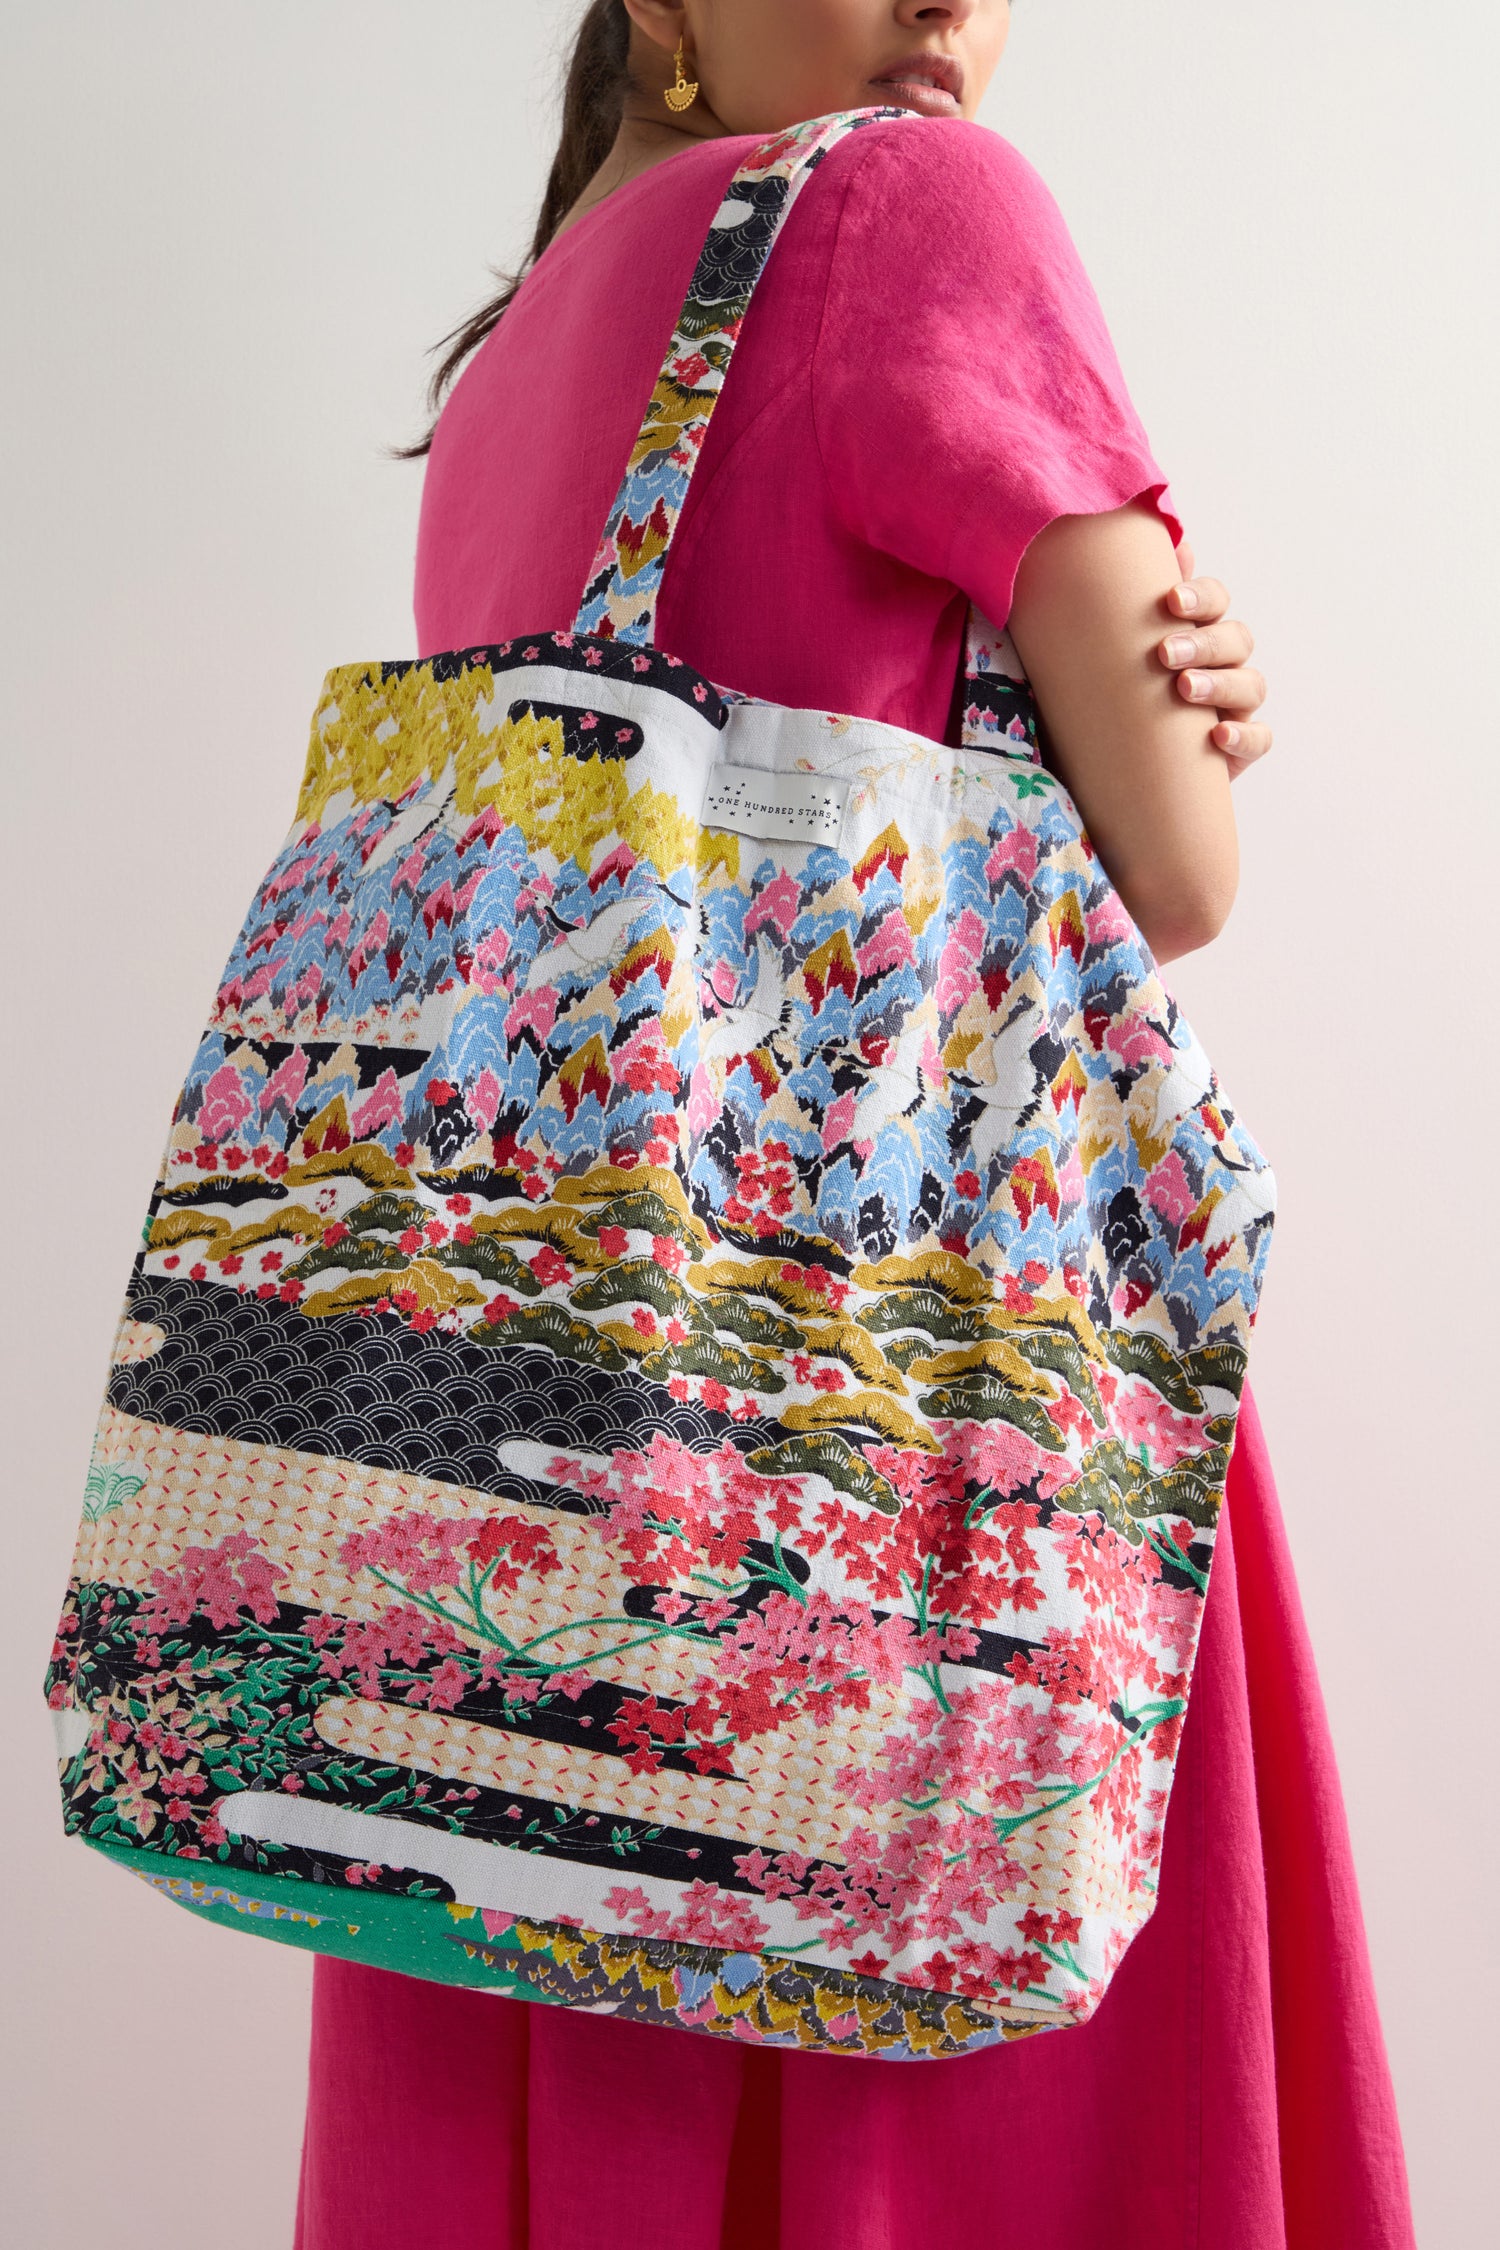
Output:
[1008,498,1240,965]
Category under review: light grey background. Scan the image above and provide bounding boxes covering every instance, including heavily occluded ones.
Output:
[3,4,1496,2243]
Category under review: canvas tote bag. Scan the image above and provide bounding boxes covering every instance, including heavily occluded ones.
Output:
[48,109,1275,2061]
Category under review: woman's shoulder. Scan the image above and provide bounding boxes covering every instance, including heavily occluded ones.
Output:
[830,115,1077,258]
[809,117,1103,379]
[848,114,1056,190]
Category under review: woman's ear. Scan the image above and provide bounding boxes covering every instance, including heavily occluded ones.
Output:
[620,0,690,61]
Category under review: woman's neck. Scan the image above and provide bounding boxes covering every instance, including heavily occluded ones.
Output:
[554,104,730,243]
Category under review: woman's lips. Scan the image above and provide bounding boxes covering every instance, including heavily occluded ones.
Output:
[868,76,962,117]
[869,53,963,117]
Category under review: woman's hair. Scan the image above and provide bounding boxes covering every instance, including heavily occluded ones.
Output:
[393,1,632,459]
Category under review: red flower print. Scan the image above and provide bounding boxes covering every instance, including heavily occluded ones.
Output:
[529,1245,571,1286]
[685,1739,737,1776]
[469,1514,559,1579]
[995,1949,1048,1992]
[341,1513,473,1598]
[631,1306,657,1338]
[621,1738,665,1775]
[598,1225,628,1257]
[139,1531,283,1634]
[411,1658,468,1711]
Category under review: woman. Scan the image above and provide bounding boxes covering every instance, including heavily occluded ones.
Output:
[295,5,1415,2246]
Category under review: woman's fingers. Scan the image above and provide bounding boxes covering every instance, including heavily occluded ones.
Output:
[1159,616,1256,673]
[1163,558,1271,773]
[1211,719,1273,778]
[1167,573,1231,622]
[1175,664,1268,714]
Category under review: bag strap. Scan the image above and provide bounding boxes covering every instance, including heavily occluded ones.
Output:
[572,107,912,644]
[570,105,1041,770]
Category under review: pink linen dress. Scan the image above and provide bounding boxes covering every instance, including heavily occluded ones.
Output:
[294,120,1415,2250]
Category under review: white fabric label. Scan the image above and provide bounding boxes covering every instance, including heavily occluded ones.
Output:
[701,763,849,846]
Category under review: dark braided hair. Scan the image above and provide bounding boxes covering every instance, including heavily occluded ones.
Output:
[394,1,632,459]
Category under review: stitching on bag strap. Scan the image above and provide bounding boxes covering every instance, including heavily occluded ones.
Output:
[571,107,913,645]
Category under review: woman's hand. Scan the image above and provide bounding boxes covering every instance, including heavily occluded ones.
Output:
[1156,542,1270,781]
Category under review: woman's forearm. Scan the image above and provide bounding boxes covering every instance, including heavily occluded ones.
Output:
[1006,499,1240,964]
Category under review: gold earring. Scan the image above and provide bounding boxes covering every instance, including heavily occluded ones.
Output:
[664,38,699,112]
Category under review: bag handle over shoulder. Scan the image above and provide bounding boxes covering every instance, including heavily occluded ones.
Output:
[570,105,1041,766]
[572,109,907,645]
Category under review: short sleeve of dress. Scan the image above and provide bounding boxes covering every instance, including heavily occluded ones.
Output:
[812,121,1183,627]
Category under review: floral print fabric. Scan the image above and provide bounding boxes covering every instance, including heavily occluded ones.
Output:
[49,114,1273,2060]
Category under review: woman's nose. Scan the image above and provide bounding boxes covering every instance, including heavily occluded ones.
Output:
[896,0,984,26]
